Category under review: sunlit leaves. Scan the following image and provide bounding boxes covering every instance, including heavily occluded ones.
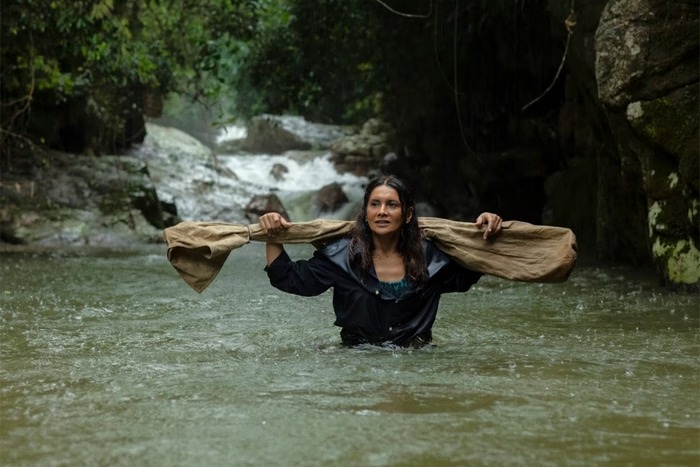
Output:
[89,0,114,20]
[0,0,273,155]
[2,0,263,102]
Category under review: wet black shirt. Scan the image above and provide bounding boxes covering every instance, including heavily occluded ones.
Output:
[265,238,482,347]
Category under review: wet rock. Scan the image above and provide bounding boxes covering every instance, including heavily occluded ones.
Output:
[0,152,164,245]
[131,123,247,223]
[244,194,290,223]
[270,163,289,181]
[594,0,699,288]
[142,122,213,160]
[214,124,248,154]
[242,114,354,154]
[313,183,349,214]
[330,118,395,177]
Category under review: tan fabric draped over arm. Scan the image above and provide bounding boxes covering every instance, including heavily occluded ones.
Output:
[163,220,355,293]
[163,217,577,293]
[417,217,578,284]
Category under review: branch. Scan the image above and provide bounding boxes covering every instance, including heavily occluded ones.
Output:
[1,33,37,150]
[0,128,35,147]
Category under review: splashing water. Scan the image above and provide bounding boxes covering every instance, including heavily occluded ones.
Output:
[219,153,368,221]
[135,123,368,223]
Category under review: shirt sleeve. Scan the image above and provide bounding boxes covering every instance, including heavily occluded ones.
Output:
[435,260,483,294]
[264,249,336,296]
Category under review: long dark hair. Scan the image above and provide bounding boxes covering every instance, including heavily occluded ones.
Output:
[350,175,427,283]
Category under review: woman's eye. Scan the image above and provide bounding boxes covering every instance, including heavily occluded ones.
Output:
[369,200,400,209]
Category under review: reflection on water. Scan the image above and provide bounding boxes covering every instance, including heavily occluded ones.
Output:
[1,244,698,466]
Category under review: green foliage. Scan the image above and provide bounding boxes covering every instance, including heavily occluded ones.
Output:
[2,0,263,97]
[234,0,561,130]
[1,0,563,158]
[1,0,262,154]
[234,0,384,123]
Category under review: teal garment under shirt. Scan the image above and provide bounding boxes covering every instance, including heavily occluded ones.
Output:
[378,276,412,298]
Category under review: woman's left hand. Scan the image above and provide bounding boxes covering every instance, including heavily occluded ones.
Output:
[475,212,503,240]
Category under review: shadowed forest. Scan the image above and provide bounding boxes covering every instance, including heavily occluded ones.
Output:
[1,0,698,288]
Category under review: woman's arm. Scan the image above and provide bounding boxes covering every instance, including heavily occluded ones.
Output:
[259,212,293,266]
[265,242,284,266]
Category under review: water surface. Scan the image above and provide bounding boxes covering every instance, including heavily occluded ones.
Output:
[1,244,698,466]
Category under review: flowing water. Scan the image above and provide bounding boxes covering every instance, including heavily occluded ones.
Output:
[131,122,368,224]
[1,244,698,467]
[2,123,699,465]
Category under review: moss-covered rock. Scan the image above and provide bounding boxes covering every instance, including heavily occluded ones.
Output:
[626,84,699,164]
[652,236,700,287]
[594,0,699,287]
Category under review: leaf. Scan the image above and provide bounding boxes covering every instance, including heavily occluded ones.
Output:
[90,0,114,20]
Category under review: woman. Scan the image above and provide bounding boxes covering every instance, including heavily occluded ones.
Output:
[260,175,503,348]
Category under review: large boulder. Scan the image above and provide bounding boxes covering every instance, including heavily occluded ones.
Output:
[594,0,699,287]
[131,123,248,223]
[141,122,214,161]
[244,194,290,223]
[330,118,395,177]
[313,182,349,214]
[242,114,354,154]
[0,152,165,245]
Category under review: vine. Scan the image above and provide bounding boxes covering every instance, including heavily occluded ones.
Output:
[373,0,432,19]
[521,1,576,111]
[0,31,38,169]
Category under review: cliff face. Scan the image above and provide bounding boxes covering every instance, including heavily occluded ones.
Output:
[390,0,699,288]
[592,0,699,286]
[539,0,699,287]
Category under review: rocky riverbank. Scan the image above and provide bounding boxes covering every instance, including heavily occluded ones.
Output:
[0,116,390,247]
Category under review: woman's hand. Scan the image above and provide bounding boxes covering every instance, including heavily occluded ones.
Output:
[260,212,292,266]
[475,212,503,240]
[259,212,292,237]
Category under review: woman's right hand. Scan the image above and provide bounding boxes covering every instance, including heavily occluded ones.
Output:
[259,212,292,236]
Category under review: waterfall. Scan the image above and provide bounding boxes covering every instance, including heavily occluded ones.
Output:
[136,122,368,224]
[216,124,367,221]
[218,152,367,221]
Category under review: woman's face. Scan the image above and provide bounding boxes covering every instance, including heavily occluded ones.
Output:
[365,185,410,238]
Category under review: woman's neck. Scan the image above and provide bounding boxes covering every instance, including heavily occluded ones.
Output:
[372,234,400,256]
[370,232,405,282]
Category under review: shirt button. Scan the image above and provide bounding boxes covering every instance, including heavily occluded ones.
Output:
[389,327,393,331]
[375,290,379,295]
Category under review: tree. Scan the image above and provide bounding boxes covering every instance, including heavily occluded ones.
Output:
[0,0,260,165]
[234,0,384,123]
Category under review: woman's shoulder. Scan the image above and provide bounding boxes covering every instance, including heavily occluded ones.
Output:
[314,236,355,274]
[319,236,351,257]
[320,237,350,255]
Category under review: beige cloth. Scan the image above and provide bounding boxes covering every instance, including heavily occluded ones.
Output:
[163,217,577,293]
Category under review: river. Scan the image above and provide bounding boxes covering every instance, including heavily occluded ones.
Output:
[1,242,698,466]
[2,123,699,466]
